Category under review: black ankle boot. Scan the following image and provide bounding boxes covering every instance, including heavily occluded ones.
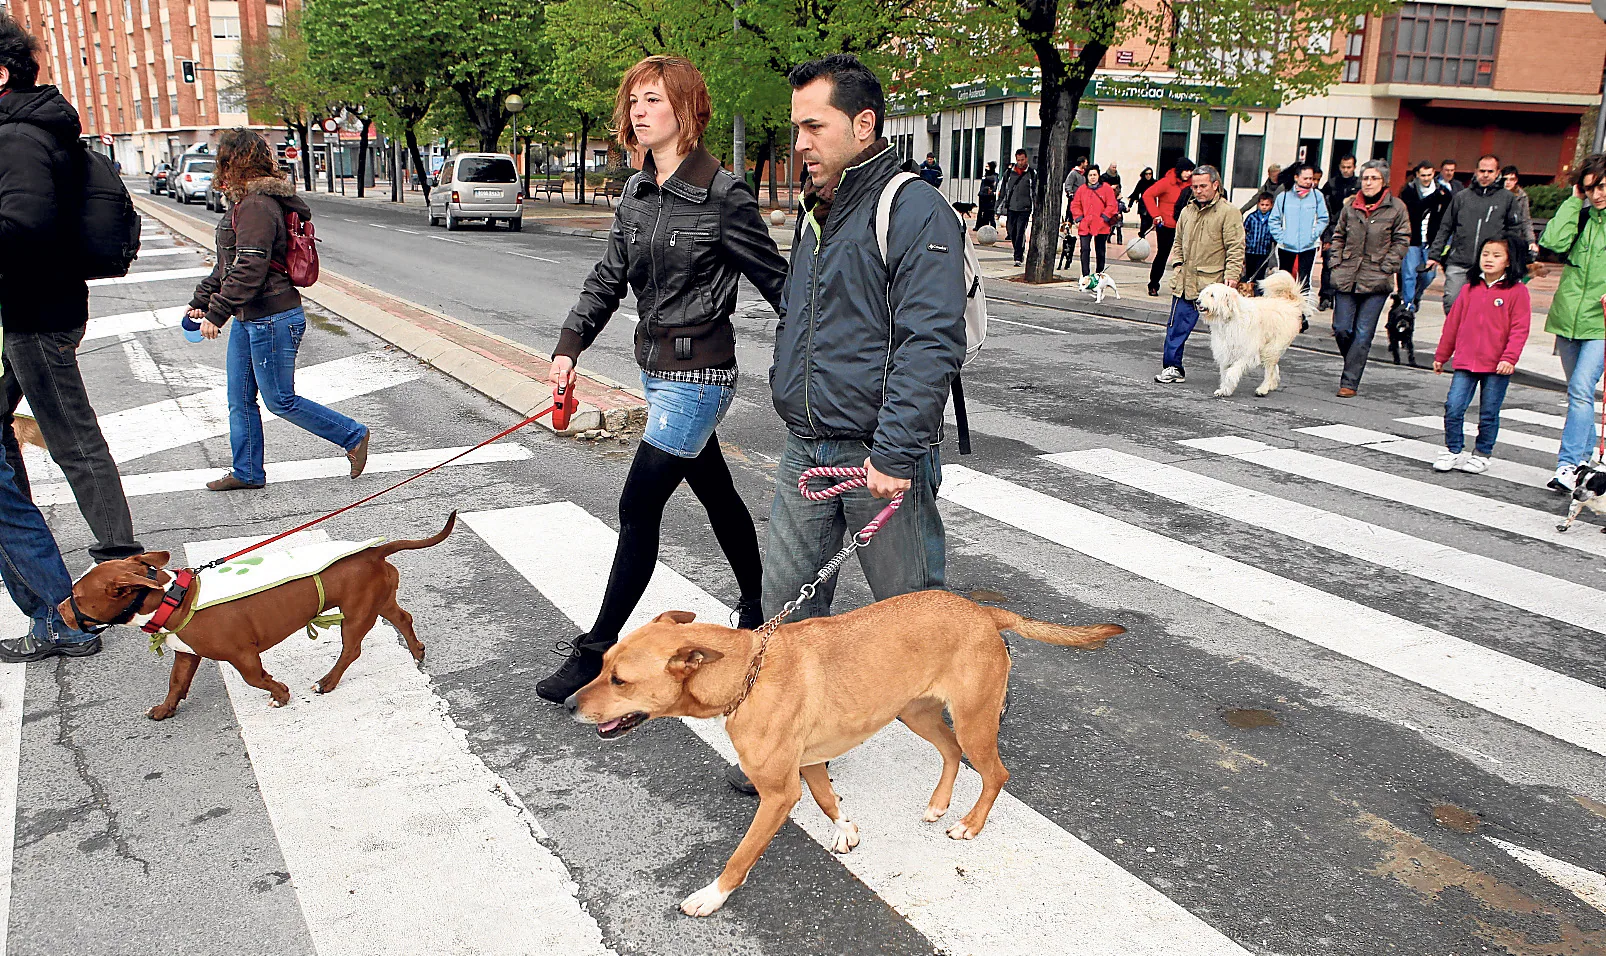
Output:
[733,598,764,630]
[536,635,611,703]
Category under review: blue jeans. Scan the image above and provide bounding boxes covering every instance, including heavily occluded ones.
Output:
[1400,246,1435,310]
[226,307,367,485]
[639,373,734,458]
[1332,292,1389,390]
[762,433,945,621]
[1162,297,1200,370]
[0,439,92,645]
[1557,336,1606,467]
[1443,370,1511,456]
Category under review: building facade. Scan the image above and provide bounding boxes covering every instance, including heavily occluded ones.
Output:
[889,0,1606,209]
[9,0,290,173]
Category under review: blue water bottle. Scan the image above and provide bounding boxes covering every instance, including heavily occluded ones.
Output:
[181,314,204,343]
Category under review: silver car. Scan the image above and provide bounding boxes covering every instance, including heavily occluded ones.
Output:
[426,153,524,231]
[173,155,214,205]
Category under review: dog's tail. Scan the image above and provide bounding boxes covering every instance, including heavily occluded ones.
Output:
[984,607,1123,649]
[1260,270,1303,302]
[372,512,457,559]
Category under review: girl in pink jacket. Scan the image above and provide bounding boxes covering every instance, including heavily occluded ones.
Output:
[1432,237,1532,474]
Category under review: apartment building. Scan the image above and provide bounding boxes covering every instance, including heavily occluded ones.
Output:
[9,0,290,173]
[889,0,1606,208]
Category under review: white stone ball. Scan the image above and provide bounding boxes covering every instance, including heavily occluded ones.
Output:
[976,225,998,246]
[769,209,786,226]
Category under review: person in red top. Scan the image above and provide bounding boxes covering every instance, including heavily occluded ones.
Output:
[1069,164,1120,280]
[1432,237,1532,474]
[1142,157,1195,296]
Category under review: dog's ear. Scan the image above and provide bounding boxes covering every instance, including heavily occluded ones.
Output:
[134,551,171,569]
[665,645,724,680]
[107,566,162,593]
[653,610,696,625]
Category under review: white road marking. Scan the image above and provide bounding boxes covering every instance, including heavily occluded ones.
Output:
[88,266,212,286]
[1486,837,1606,914]
[1501,408,1565,430]
[1396,415,1556,454]
[393,228,419,235]
[503,251,560,263]
[939,464,1606,758]
[989,316,1071,335]
[29,444,531,506]
[82,306,188,342]
[432,236,466,245]
[464,502,1250,956]
[180,532,615,956]
[367,222,389,230]
[1179,436,1606,559]
[1297,424,1554,488]
[117,333,227,390]
[1048,448,1606,635]
[133,246,195,258]
[0,605,25,956]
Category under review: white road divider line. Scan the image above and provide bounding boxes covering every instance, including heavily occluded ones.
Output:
[133,247,195,258]
[393,228,419,235]
[29,444,531,506]
[1486,837,1606,915]
[181,531,615,956]
[464,502,1250,956]
[431,236,466,244]
[88,266,212,286]
[1179,436,1606,559]
[0,605,25,956]
[1396,416,1556,454]
[367,223,389,230]
[1296,424,1554,488]
[1501,408,1565,430]
[989,316,1071,335]
[938,464,1606,758]
[1048,448,1606,635]
[503,251,561,263]
[83,306,188,342]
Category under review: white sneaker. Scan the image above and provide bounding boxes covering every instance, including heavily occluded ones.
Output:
[1455,454,1489,474]
[1433,451,1468,472]
[1155,367,1186,384]
[1549,464,1578,493]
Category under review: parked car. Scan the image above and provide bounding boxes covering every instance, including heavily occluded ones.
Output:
[426,153,524,231]
[147,162,172,195]
[205,175,227,212]
[172,155,215,205]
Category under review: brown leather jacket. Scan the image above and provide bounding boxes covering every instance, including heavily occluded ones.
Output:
[189,176,311,326]
[1328,192,1410,295]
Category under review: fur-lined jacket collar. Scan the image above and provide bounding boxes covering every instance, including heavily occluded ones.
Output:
[232,175,297,200]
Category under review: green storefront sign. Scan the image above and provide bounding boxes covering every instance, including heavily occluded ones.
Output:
[950,75,1274,110]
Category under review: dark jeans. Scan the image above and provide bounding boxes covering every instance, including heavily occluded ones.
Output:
[1332,292,1390,390]
[1,326,142,562]
[762,433,945,622]
[977,199,996,229]
[1444,370,1511,456]
[1242,250,1274,284]
[0,436,92,644]
[1277,248,1317,293]
[1006,211,1030,263]
[1080,233,1108,276]
[1149,225,1176,290]
[1163,297,1201,371]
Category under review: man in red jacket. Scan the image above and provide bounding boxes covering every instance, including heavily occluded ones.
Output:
[1142,157,1195,296]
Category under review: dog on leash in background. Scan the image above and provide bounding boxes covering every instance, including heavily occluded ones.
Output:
[1558,461,1606,532]
[1078,271,1119,304]
[1196,270,1312,398]
[1386,300,1418,366]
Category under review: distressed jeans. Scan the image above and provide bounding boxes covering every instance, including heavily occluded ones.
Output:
[762,433,945,622]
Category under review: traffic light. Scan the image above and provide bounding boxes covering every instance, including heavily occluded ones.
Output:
[181,61,196,84]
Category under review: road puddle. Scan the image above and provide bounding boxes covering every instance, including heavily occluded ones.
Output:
[1223,707,1280,729]
[1432,803,1482,833]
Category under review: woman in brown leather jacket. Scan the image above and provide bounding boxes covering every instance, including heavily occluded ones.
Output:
[187,129,369,491]
[536,56,787,704]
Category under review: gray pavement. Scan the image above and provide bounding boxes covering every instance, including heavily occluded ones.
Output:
[3,198,1604,955]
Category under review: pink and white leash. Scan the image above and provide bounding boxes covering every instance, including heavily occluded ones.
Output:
[798,465,905,542]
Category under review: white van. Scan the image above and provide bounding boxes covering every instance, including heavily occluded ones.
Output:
[426,153,524,231]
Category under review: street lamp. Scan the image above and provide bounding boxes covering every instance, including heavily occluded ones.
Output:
[504,93,530,199]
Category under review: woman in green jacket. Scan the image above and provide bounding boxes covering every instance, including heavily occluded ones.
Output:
[1538,153,1606,492]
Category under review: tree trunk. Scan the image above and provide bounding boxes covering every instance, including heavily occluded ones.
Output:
[356,115,372,199]
[404,125,431,203]
[296,121,314,191]
[455,86,509,152]
[765,131,780,206]
[575,115,593,205]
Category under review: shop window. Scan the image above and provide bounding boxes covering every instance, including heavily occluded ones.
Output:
[1343,15,1365,82]
[1298,137,1323,170]
[985,104,1004,126]
[974,130,985,179]
[1023,127,1041,166]
[1371,140,1393,164]
[1158,108,1191,174]
[1069,106,1097,168]
[962,128,973,182]
[1197,110,1228,174]
[999,126,1013,169]
[1375,3,1499,88]
[950,129,960,181]
[1231,133,1264,190]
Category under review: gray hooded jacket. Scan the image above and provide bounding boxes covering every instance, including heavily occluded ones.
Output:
[771,145,966,479]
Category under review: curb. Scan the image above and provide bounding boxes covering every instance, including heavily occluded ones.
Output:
[132,195,646,434]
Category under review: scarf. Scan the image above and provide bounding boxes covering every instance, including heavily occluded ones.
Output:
[1354,190,1385,216]
[804,139,888,225]
[1294,185,1312,199]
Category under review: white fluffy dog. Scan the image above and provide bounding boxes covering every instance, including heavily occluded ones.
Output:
[1196,270,1312,397]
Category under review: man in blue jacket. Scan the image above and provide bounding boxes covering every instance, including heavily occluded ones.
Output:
[1268,162,1329,293]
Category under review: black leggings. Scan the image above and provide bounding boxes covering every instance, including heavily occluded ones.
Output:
[588,434,762,645]
[1080,233,1108,276]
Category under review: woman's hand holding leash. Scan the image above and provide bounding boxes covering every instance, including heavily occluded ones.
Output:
[186,308,221,340]
[549,355,577,394]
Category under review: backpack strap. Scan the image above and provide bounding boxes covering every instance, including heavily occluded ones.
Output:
[874,171,921,269]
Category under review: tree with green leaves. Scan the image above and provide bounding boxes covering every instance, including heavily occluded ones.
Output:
[235,10,323,186]
[439,0,548,152]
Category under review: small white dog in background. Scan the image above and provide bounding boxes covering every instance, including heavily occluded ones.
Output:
[1196,270,1312,397]
[1078,271,1119,304]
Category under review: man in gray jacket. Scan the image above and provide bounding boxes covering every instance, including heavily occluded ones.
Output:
[1426,153,1528,310]
[767,53,965,625]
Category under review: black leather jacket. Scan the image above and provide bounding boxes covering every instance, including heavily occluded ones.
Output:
[555,146,787,371]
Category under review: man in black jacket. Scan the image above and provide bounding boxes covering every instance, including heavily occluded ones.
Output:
[1000,148,1036,265]
[1427,153,1528,310]
[1398,160,1453,311]
[1317,155,1359,310]
[0,16,142,568]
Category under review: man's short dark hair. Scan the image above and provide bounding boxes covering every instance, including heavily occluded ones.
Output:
[787,53,885,139]
[1440,158,1457,168]
[1339,154,1356,164]
[1572,153,1606,190]
[0,14,42,90]
[1286,162,1309,179]
[1076,156,1089,167]
[1478,153,1500,167]
[1014,148,1027,157]
[1412,160,1435,175]
[926,153,935,159]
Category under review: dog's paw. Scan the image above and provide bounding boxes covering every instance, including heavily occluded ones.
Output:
[947,822,980,841]
[1213,388,1230,398]
[680,879,732,917]
[146,704,174,721]
[831,818,860,854]
[1254,386,1272,396]
[923,804,949,823]
[269,698,286,708]
[1558,522,1571,533]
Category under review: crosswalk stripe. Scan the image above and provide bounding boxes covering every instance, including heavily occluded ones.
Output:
[83,306,188,342]
[1297,424,1555,487]
[939,464,1606,758]
[1502,408,1565,430]
[1179,436,1606,558]
[180,531,616,956]
[1486,837,1606,915]
[28,444,532,506]
[88,267,212,287]
[1396,415,1556,454]
[0,606,25,956]
[133,247,197,258]
[463,502,1252,956]
[1048,448,1606,635]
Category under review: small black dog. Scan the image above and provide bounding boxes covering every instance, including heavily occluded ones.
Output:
[1387,300,1417,366]
[1559,461,1606,532]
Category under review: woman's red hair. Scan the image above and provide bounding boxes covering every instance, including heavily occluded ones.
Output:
[612,56,711,156]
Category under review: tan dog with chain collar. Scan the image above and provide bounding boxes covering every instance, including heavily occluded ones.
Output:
[565,588,1122,916]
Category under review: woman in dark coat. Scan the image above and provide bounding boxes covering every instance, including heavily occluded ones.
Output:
[1129,167,1156,236]
[977,161,999,229]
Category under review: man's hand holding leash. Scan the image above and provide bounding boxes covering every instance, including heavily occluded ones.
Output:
[863,458,911,499]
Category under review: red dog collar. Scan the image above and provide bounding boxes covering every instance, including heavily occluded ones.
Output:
[141,569,195,635]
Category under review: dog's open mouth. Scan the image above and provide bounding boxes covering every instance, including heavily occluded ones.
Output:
[595,711,648,739]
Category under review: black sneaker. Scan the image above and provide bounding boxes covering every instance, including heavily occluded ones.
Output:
[0,633,101,663]
[733,598,764,631]
[725,764,758,796]
[535,635,610,703]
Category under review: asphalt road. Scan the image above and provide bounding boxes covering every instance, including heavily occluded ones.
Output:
[5,193,1604,955]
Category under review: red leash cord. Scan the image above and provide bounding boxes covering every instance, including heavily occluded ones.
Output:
[194,385,578,572]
